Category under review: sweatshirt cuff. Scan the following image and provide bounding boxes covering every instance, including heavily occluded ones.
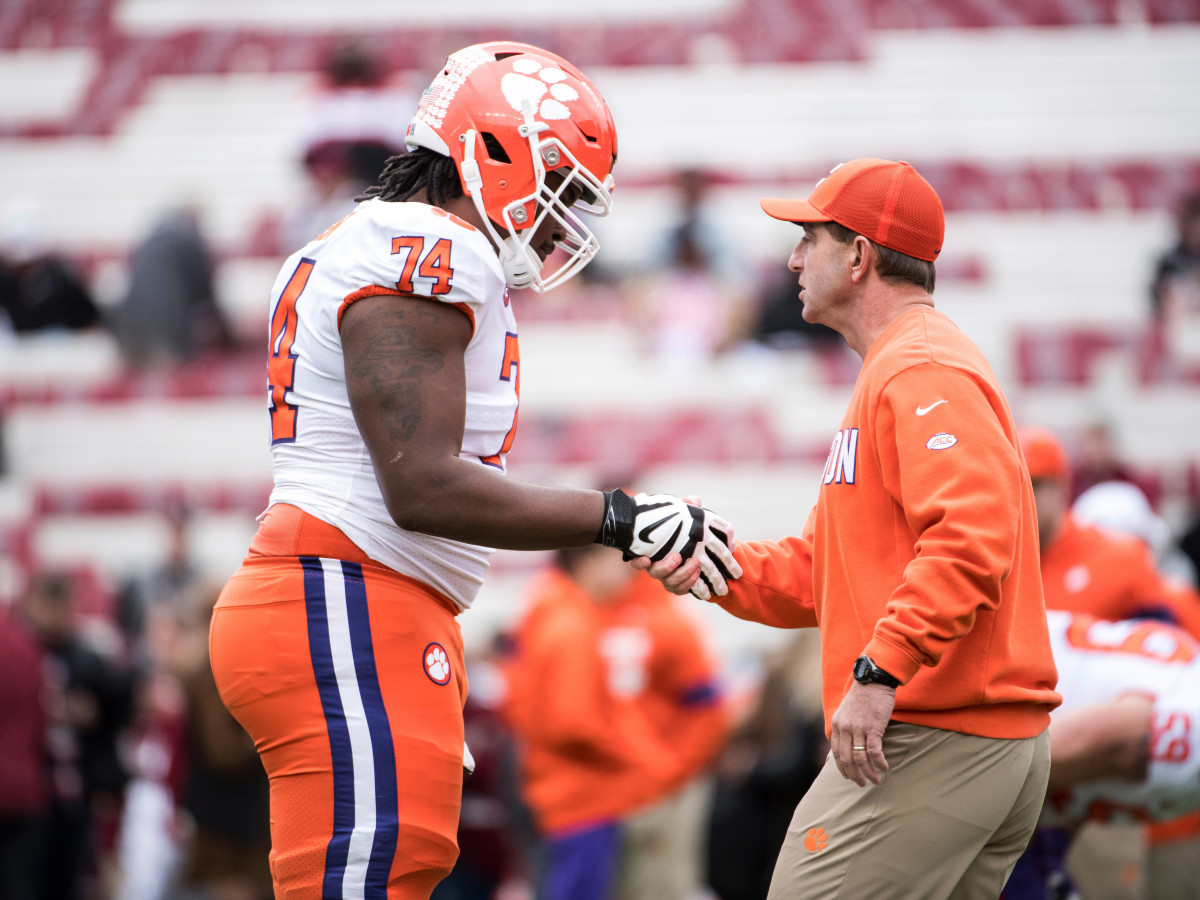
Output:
[862,635,923,686]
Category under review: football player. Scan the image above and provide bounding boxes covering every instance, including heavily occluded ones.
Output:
[1005,610,1200,899]
[209,42,740,900]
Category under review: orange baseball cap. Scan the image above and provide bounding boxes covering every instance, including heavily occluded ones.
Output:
[1020,426,1071,481]
[760,159,945,262]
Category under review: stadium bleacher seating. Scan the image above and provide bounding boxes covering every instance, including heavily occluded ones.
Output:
[2,0,1198,656]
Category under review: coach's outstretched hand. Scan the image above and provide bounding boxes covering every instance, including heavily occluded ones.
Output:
[595,489,741,600]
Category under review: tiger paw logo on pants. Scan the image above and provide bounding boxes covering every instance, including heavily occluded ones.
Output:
[804,827,828,853]
[424,642,451,685]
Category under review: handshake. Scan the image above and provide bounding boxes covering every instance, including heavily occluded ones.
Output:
[595,488,742,600]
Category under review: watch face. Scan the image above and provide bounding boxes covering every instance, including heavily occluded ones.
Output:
[854,657,869,681]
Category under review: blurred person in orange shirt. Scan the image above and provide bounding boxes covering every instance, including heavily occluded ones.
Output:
[1022,426,1198,635]
[1003,611,1200,900]
[1073,479,1200,637]
[502,542,729,900]
[1065,479,1200,899]
[1022,427,1200,898]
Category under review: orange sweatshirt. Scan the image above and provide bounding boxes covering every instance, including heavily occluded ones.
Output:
[716,307,1060,739]
[618,577,729,787]
[1041,513,1200,639]
[503,570,716,833]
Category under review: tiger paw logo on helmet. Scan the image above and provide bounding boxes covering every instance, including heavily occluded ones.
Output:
[501,59,579,120]
[424,642,452,685]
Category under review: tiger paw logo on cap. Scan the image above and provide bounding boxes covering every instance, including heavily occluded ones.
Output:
[926,432,958,450]
[424,642,452,685]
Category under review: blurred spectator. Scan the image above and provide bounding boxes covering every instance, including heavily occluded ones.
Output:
[114,605,188,900]
[1150,192,1200,373]
[1022,426,1181,626]
[118,501,205,643]
[275,143,364,256]
[299,40,412,187]
[1069,419,1160,507]
[277,39,416,253]
[174,583,272,900]
[751,262,841,352]
[705,631,826,900]
[0,198,99,334]
[1150,191,1200,320]
[634,168,752,370]
[116,580,271,900]
[0,594,50,900]
[651,169,738,281]
[502,544,727,900]
[110,206,233,367]
[0,406,7,477]
[639,222,749,372]
[21,569,139,900]
[1181,515,1200,594]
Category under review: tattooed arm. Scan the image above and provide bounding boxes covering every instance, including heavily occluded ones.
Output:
[340,295,605,549]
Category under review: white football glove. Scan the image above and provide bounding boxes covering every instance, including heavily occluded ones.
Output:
[595,489,742,600]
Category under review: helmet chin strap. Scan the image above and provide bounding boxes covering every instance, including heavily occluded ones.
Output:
[459,110,551,292]
[498,237,541,291]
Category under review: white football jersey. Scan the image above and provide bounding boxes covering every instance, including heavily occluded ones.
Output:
[265,198,519,610]
[1045,610,1200,822]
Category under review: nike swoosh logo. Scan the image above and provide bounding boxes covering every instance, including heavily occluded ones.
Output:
[915,400,948,416]
[638,512,676,545]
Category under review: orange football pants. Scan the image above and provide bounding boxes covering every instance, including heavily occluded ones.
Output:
[210,505,468,900]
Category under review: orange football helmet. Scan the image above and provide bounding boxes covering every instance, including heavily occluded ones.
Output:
[405,42,617,292]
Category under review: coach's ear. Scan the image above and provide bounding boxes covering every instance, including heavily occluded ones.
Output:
[849,235,873,284]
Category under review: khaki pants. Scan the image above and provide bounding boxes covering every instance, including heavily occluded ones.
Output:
[614,778,712,900]
[1147,832,1200,900]
[767,723,1050,900]
[1065,821,1145,900]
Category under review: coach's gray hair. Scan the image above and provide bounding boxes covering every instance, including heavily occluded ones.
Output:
[822,221,936,293]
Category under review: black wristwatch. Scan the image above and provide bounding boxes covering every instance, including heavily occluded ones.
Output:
[853,655,900,689]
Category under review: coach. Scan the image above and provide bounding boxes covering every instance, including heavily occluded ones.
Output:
[639,159,1061,898]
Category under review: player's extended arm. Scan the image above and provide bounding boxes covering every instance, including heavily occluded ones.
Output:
[1047,694,1153,790]
[341,295,739,587]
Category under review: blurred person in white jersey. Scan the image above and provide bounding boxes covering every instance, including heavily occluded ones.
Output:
[1003,610,1200,900]
[208,42,740,900]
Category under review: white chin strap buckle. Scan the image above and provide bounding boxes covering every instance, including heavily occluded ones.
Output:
[500,237,541,291]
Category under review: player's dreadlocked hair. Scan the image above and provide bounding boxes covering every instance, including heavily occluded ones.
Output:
[356,148,464,208]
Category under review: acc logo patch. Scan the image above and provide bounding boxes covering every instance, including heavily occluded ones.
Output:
[424,642,452,685]
[926,432,958,450]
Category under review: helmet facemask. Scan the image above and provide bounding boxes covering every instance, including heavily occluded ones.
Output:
[460,101,614,293]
